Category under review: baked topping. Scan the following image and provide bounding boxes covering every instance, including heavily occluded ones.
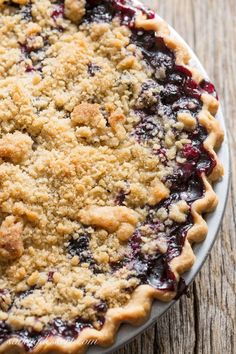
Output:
[0,0,221,351]
[71,103,106,129]
[64,0,85,23]
[79,205,139,241]
[0,216,23,261]
[0,132,33,164]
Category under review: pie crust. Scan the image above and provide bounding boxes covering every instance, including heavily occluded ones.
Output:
[0,1,224,353]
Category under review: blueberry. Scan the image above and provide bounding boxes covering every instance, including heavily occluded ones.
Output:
[182,143,200,161]
[84,1,114,23]
[200,79,218,99]
[161,84,181,104]
[0,322,11,344]
[94,301,108,313]
[131,29,157,51]
[68,234,90,262]
[87,63,101,77]
[172,97,201,113]
[21,4,32,21]
[51,4,64,21]
[133,260,148,283]
[115,190,127,206]
[134,112,160,141]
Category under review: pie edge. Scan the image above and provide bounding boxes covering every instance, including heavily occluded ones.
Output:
[0,8,225,354]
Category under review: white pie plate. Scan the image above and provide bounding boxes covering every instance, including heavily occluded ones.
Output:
[87,3,230,353]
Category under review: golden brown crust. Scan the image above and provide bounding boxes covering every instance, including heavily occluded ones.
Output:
[0,132,33,164]
[0,216,23,261]
[79,206,139,242]
[64,0,86,23]
[147,178,170,206]
[0,2,224,354]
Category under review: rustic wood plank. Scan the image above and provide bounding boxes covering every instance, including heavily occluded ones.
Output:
[113,1,236,353]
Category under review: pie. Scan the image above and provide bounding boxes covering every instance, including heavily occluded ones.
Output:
[0,0,224,353]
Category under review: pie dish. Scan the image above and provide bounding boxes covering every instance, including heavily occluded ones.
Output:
[0,0,224,353]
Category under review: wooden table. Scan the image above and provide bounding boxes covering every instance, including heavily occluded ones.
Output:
[114,1,236,353]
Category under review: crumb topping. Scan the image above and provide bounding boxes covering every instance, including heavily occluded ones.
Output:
[64,0,85,23]
[0,0,218,343]
[79,206,139,241]
[0,131,33,163]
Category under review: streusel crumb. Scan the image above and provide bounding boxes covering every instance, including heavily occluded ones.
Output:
[0,216,23,261]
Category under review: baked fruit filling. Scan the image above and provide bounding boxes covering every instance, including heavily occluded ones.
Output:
[0,0,220,350]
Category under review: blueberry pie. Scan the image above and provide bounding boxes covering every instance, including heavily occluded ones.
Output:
[0,0,224,353]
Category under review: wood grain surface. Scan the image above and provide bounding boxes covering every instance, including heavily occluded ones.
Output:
[114,1,236,353]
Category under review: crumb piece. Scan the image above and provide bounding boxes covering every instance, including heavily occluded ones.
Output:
[14,267,27,281]
[129,183,148,206]
[0,290,12,312]
[164,130,175,147]
[177,112,197,131]
[156,207,168,221]
[53,272,62,284]
[169,201,189,223]
[117,56,140,70]
[0,311,8,321]
[94,251,109,264]
[26,23,41,36]
[0,132,33,164]
[0,216,23,261]
[27,271,40,287]
[108,111,126,140]
[76,126,92,139]
[156,236,168,253]
[71,255,79,266]
[79,206,139,241]
[142,236,168,255]
[148,179,170,206]
[71,103,106,129]
[12,202,39,223]
[7,314,25,331]
[64,0,86,23]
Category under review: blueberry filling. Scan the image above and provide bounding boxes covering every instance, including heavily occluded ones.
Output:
[115,188,130,205]
[132,31,175,73]
[87,62,101,77]
[94,301,108,313]
[0,318,93,351]
[118,212,194,292]
[50,318,92,342]
[134,110,161,141]
[7,1,33,20]
[84,0,115,23]
[68,233,93,263]
[126,101,215,287]
[51,3,65,22]
[21,3,32,21]
[128,22,217,292]
[7,1,21,10]
[20,40,47,73]
[84,0,153,26]
[67,233,102,274]
[17,289,35,301]
[47,271,55,282]
[174,277,189,300]
[111,0,138,27]
[200,79,218,99]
